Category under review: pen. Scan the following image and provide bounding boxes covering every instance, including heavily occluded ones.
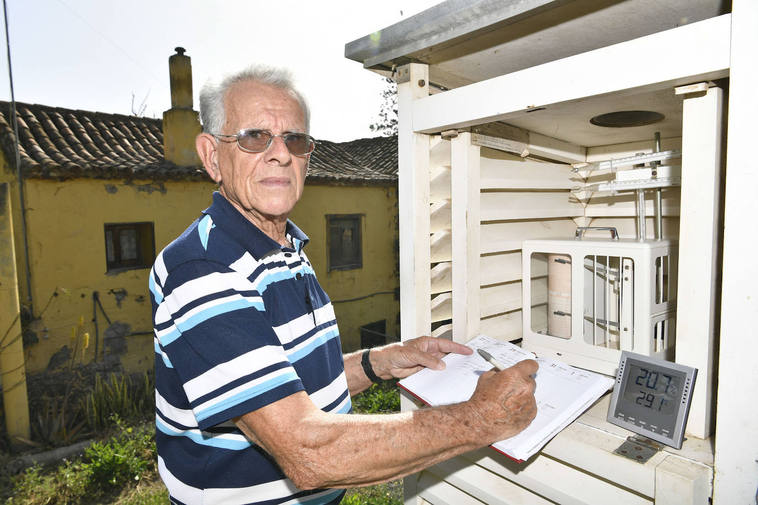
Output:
[477,348,506,372]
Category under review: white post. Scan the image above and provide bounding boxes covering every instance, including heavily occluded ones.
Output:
[674,85,724,440]
[397,63,431,505]
[451,133,481,343]
[397,63,431,343]
[713,1,758,503]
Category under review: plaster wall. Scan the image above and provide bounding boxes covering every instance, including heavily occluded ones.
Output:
[20,178,214,374]
[16,176,398,375]
[290,183,400,351]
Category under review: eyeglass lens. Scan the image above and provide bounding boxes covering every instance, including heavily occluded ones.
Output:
[238,130,314,155]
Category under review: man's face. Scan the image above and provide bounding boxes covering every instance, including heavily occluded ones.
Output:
[211,81,308,223]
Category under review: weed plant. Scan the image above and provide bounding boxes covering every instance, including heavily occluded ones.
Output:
[352,380,400,414]
[345,380,403,505]
[82,372,154,431]
[5,378,403,504]
[5,417,159,505]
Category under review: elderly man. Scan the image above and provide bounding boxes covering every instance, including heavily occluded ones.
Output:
[150,66,538,505]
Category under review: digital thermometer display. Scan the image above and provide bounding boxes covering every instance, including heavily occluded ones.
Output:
[607,351,697,449]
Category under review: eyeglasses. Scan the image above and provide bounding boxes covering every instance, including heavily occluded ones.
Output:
[213,129,316,156]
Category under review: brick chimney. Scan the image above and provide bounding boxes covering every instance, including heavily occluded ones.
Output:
[162,47,202,167]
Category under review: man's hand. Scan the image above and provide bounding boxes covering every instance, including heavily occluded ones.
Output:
[466,359,538,443]
[372,336,474,380]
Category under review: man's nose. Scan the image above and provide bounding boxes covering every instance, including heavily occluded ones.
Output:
[264,134,292,164]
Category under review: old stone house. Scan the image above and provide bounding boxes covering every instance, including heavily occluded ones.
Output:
[0,52,399,445]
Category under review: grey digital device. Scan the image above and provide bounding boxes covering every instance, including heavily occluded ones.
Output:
[607,351,697,449]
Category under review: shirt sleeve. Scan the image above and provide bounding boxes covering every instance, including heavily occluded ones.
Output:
[154,259,305,430]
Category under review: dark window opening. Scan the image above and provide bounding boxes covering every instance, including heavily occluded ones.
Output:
[360,320,387,349]
[105,222,155,272]
[327,214,362,271]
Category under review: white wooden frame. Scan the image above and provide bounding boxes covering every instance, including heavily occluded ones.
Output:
[450,133,480,343]
[393,8,758,503]
[675,86,723,439]
[411,15,730,134]
[713,0,758,502]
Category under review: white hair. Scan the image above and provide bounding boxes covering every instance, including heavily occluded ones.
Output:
[198,65,310,134]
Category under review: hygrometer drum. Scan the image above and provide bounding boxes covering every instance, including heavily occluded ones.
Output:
[607,351,697,449]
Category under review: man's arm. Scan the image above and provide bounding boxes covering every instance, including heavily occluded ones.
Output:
[235,357,537,490]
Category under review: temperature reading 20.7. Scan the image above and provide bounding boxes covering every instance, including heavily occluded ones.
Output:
[633,367,673,411]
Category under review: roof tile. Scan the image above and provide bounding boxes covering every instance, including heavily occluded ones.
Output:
[0,101,397,185]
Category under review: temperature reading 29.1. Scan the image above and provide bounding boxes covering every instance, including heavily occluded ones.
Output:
[634,368,673,411]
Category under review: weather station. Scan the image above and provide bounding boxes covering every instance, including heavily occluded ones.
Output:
[346,0,757,503]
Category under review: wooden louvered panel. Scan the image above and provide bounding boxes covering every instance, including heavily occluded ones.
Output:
[432,253,547,292]
[424,458,555,505]
[431,262,452,294]
[431,323,452,340]
[480,251,548,286]
[585,217,680,240]
[480,311,523,342]
[481,220,577,254]
[481,192,584,222]
[417,470,487,505]
[431,292,452,322]
[430,136,451,167]
[431,230,451,262]
[480,158,577,190]
[431,200,451,233]
[480,279,547,319]
[431,165,451,202]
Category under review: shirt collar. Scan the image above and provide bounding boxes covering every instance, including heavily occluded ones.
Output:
[203,191,309,259]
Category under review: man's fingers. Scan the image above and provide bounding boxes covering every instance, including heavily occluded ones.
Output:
[511,359,539,377]
[431,338,474,356]
[403,348,445,371]
[409,336,473,357]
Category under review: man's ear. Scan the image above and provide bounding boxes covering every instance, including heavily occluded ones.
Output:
[196,133,221,183]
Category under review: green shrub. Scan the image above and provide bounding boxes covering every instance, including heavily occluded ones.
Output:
[6,461,90,505]
[352,380,400,414]
[83,422,156,491]
[6,420,157,505]
[342,479,403,505]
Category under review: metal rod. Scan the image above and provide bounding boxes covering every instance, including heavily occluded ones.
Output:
[593,255,598,346]
[3,0,33,314]
[636,189,646,241]
[654,132,663,240]
[604,255,609,347]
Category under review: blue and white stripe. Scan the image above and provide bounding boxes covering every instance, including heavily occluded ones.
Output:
[152,192,348,505]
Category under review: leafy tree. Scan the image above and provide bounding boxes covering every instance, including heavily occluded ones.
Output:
[369,77,398,136]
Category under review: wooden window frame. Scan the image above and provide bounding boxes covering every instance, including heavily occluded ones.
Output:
[104,222,155,273]
[326,214,363,272]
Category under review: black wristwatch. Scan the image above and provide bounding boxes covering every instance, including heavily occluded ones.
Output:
[360,349,382,383]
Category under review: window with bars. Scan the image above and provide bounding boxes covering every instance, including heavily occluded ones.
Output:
[327,214,362,271]
[104,222,155,272]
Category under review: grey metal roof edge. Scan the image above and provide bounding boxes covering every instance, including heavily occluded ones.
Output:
[344,0,561,68]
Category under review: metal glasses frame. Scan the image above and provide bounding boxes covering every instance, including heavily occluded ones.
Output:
[212,128,316,155]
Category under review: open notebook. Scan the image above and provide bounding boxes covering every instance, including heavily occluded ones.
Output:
[398,334,614,462]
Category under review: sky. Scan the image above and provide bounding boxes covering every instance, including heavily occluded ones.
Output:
[0,0,441,142]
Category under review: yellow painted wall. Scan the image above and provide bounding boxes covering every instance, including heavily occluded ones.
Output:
[19,178,214,374]
[291,184,400,351]
[11,175,397,375]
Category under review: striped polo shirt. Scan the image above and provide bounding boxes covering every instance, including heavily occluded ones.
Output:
[150,192,350,505]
